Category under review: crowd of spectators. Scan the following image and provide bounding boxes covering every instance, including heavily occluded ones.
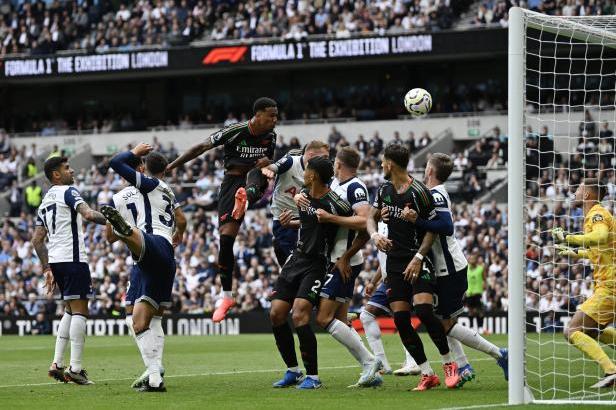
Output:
[473,0,616,27]
[0,0,471,57]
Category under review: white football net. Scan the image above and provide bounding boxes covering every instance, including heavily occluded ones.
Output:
[519,9,616,404]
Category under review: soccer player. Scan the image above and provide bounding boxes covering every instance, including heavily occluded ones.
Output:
[553,178,616,388]
[103,153,185,389]
[261,140,330,266]
[361,221,421,376]
[398,153,508,386]
[366,143,460,391]
[466,253,487,334]
[299,147,383,387]
[166,97,277,322]
[101,143,186,392]
[269,156,352,390]
[32,156,108,385]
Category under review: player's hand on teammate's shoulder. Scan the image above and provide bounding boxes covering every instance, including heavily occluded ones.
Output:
[261,167,275,179]
[131,142,154,157]
[294,192,310,209]
[401,207,417,223]
[255,157,271,169]
[316,208,332,223]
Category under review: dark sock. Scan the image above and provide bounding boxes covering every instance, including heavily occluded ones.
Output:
[415,303,450,356]
[245,168,268,204]
[295,324,318,375]
[272,322,298,368]
[415,303,449,355]
[477,314,484,329]
[393,310,427,364]
[218,234,235,292]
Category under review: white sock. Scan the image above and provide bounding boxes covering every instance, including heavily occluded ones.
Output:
[150,316,165,370]
[288,366,300,373]
[418,360,434,376]
[441,352,453,364]
[135,328,162,387]
[360,311,391,370]
[125,315,135,339]
[53,312,72,367]
[69,314,87,373]
[307,375,319,381]
[404,347,417,367]
[326,319,374,369]
[449,323,501,359]
[447,336,469,367]
[223,291,233,299]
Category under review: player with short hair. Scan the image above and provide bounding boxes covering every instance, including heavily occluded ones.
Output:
[261,140,330,267]
[167,97,277,322]
[101,143,186,392]
[269,156,352,390]
[553,178,616,388]
[366,143,460,391]
[32,156,108,385]
[400,153,508,386]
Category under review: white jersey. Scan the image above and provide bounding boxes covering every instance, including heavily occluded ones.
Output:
[376,221,388,279]
[111,186,146,230]
[430,184,468,276]
[36,185,87,263]
[271,154,305,220]
[330,176,370,266]
[109,151,179,245]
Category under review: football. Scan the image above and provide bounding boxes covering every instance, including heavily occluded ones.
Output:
[404,88,432,117]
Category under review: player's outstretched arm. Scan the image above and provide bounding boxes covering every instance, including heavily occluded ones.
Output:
[76,203,107,225]
[167,140,214,172]
[110,146,160,193]
[565,223,610,247]
[172,207,187,247]
[410,210,454,236]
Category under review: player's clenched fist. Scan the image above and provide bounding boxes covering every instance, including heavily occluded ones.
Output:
[371,232,392,252]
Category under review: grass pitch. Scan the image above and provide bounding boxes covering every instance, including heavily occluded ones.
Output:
[0,333,610,409]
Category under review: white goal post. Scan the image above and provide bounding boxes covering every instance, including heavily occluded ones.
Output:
[509,7,616,405]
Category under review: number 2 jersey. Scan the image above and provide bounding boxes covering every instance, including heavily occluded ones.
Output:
[296,189,353,258]
[109,152,179,245]
[36,185,87,263]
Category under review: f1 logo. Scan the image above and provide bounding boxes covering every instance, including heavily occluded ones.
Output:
[202,46,248,65]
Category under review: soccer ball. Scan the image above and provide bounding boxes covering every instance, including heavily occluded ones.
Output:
[404,88,432,117]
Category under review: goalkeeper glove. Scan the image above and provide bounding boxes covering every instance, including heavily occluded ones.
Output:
[554,244,577,258]
[552,227,567,243]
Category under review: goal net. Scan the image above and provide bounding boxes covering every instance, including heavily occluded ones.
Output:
[508,7,616,405]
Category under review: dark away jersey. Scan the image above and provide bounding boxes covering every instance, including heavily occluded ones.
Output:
[373,177,437,273]
[209,121,276,170]
[296,190,353,258]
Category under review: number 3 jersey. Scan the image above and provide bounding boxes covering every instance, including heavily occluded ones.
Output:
[36,185,87,263]
[270,154,305,221]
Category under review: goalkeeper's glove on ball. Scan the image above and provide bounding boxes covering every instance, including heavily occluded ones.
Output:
[552,227,567,243]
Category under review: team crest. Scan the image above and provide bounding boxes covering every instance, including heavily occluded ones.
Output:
[592,214,604,223]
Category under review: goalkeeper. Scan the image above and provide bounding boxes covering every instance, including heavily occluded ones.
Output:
[552,178,616,389]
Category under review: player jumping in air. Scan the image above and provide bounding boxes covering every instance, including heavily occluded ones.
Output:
[167,98,277,322]
[101,143,186,392]
[553,178,616,388]
[262,140,330,267]
[33,156,108,385]
[269,156,352,390]
[103,151,185,390]
[394,153,508,386]
[367,143,460,391]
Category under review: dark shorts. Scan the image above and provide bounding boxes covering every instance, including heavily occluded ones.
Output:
[386,258,436,304]
[218,174,246,226]
[465,294,483,310]
[135,232,176,310]
[271,253,328,306]
[434,267,468,319]
[367,282,392,316]
[49,262,94,301]
[125,264,143,306]
[272,220,298,267]
[320,263,362,303]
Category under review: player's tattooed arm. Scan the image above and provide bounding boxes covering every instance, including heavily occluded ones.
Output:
[172,207,188,247]
[76,203,107,225]
[166,140,214,172]
[31,226,49,269]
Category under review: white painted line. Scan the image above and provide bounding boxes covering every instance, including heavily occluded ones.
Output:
[437,403,508,410]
